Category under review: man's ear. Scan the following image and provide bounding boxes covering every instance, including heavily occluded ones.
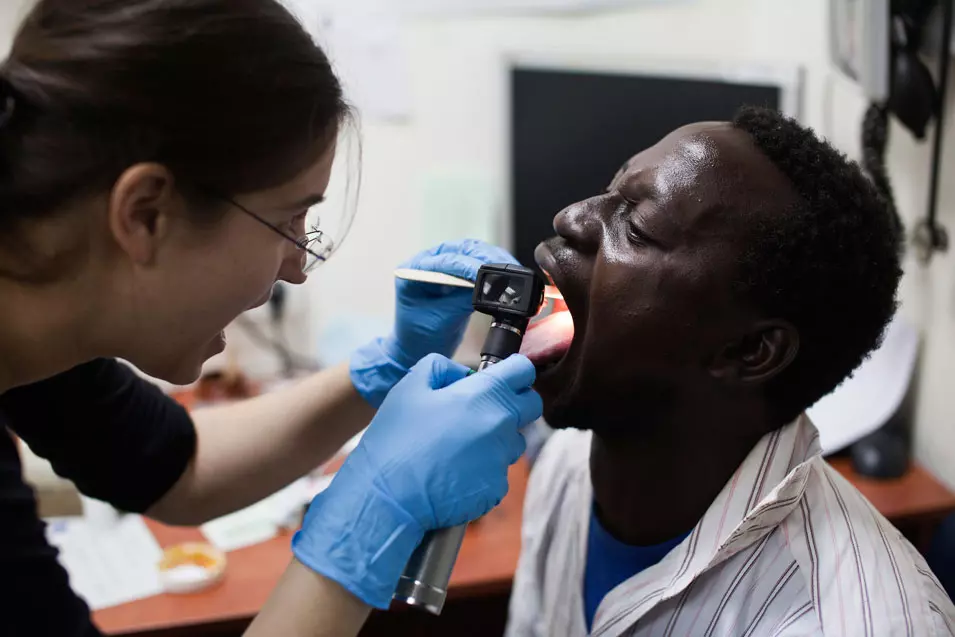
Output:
[708,320,800,386]
[107,163,177,265]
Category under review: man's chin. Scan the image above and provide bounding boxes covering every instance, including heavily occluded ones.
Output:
[541,397,587,431]
[535,364,581,429]
[542,393,642,439]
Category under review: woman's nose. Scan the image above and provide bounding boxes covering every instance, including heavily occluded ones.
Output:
[553,196,603,253]
[278,247,308,285]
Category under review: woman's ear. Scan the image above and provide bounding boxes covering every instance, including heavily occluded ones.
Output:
[708,320,800,386]
[107,163,177,265]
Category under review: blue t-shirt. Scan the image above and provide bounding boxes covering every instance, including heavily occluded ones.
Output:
[584,507,691,631]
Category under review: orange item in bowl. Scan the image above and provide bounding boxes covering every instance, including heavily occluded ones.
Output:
[158,543,227,594]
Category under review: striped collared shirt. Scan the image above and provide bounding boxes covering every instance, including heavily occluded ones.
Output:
[505,415,955,636]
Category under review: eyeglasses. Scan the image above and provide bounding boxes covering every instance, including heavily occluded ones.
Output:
[218,195,332,274]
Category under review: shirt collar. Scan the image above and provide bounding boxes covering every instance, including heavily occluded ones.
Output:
[593,414,822,635]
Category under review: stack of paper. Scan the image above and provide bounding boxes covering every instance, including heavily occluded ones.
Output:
[45,514,164,611]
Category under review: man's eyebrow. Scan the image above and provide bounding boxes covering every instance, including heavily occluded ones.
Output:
[607,161,631,192]
[280,193,326,211]
[611,168,660,201]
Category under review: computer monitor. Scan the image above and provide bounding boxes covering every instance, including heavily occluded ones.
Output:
[508,57,803,271]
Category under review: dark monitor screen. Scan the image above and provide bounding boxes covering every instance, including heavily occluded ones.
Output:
[510,67,782,271]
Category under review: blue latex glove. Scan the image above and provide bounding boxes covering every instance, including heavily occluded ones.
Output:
[293,353,541,609]
[351,239,519,407]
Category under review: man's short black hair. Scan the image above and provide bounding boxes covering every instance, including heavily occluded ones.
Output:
[731,106,903,424]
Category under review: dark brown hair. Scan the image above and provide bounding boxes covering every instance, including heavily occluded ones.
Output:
[0,0,348,227]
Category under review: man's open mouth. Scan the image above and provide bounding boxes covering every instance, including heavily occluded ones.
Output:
[520,268,575,376]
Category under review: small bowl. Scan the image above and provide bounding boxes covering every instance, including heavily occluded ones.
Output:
[158,542,227,594]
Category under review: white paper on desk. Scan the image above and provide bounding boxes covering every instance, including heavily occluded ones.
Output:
[45,514,164,611]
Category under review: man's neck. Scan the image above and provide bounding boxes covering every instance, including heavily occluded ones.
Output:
[588,408,769,546]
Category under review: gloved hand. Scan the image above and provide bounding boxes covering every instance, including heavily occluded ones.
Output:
[351,239,518,407]
[292,353,541,610]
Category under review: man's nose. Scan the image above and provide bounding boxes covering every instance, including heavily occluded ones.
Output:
[553,196,604,253]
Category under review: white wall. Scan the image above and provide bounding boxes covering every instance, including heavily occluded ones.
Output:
[882,75,955,488]
[827,81,955,488]
[0,2,28,52]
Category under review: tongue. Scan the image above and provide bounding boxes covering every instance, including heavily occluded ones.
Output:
[520,310,575,365]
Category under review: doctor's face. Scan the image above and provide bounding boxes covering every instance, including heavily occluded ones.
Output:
[116,143,338,384]
[530,122,793,437]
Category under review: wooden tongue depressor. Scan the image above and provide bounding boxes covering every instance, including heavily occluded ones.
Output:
[393,268,476,289]
[393,268,563,300]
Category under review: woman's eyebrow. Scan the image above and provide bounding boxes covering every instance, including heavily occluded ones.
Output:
[280,193,326,211]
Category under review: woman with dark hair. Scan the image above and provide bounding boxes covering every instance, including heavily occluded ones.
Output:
[0,1,541,635]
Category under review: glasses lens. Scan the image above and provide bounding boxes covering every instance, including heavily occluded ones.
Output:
[301,199,354,273]
[299,123,361,274]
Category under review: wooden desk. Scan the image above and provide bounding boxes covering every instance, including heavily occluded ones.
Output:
[829,457,955,549]
[94,459,529,636]
[94,457,955,636]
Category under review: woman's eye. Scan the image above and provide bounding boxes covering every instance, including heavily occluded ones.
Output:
[287,211,307,233]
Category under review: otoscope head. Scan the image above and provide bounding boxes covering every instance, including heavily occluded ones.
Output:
[472,264,546,322]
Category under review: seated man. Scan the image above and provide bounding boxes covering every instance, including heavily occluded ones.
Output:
[507,107,954,636]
